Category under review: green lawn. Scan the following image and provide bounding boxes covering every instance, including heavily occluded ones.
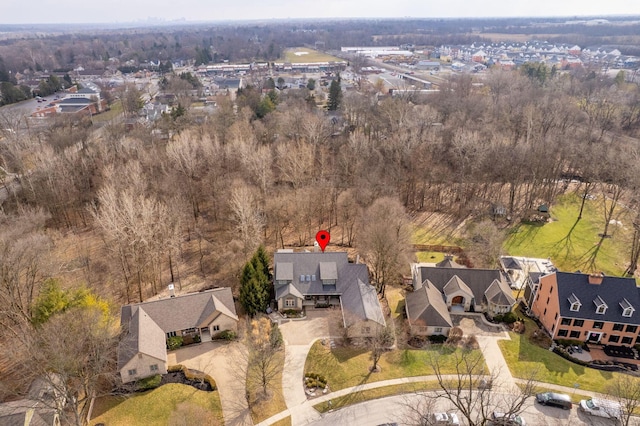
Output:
[90,383,223,426]
[305,341,481,391]
[498,333,631,392]
[92,100,123,123]
[504,193,632,276]
[416,251,446,263]
[313,381,439,413]
[280,48,342,63]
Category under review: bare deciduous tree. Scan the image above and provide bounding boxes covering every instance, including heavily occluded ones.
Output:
[358,197,413,298]
[606,374,640,426]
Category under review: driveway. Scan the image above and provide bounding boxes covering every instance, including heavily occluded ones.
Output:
[167,341,252,426]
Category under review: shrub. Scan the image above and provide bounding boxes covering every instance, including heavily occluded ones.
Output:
[447,327,463,345]
[502,312,517,324]
[215,330,237,340]
[281,309,300,317]
[136,374,161,391]
[167,364,217,390]
[270,323,284,348]
[305,373,327,389]
[167,336,183,350]
[428,334,447,344]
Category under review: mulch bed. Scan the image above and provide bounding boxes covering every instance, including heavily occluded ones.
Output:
[160,370,213,392]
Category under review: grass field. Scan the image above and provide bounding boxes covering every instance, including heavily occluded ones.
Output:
[89,383,223,426]
[92,100,123,123]
[280,48,342,63]
[504,193,633,276]
[304,341,482,392]
[314,381,439,413]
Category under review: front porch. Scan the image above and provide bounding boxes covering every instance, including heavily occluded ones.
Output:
[301,295,341,309]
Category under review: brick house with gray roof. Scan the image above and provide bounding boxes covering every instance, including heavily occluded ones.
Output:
[273,250,385,338]
[531,272,640,345]
[117,287,238,383]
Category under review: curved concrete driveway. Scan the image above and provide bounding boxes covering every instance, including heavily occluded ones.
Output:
[168,341,252,426]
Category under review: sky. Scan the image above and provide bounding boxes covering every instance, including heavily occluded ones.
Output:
[3,0,640,25]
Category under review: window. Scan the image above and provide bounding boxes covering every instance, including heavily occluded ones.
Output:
[543,308,547,316]
[550,286,553,294]
[573,319,584,327]
[183,327,196,334]
[569,330,581,338]
[167,331,177,338]
[570,302,581,311]
[213,325,220,331]
[284,299,295,307]
[613,323,624,331]
[596,305,607,315]
[593,321,604,329]
[623,307,634,317]
[551,323,555,332]
[593,296,607,315]
[561,318,572,326]
[128,369,137,376]
[626,325,638,333]
[546,297,550,305]
[554,312,558,320]
[557,329,568,337]
[150,364,159,371]
[608,335,620,343]
[434,327,443,333]
[622,336,633,345]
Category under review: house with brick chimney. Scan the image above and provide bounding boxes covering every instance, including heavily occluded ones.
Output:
[530,272,640,345]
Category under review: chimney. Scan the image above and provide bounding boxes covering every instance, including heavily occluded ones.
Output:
[168,283,176,297]
[587,273,604,285]
[356,254,360,264]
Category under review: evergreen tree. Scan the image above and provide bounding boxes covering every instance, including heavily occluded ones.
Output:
[327,77,342,111]
[239,255,270,317]
[252,245,272,281]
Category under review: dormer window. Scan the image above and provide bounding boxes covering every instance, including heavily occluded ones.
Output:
[568,293,581,312]
[620,298,635,318]
[594,296,607,315]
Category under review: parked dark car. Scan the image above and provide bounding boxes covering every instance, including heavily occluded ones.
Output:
[536,392,572,410]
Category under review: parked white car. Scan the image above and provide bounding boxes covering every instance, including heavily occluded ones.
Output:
[431,412,460,425]
[579,398,622,419]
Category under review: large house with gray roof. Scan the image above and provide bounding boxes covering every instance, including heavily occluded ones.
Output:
[117,287,238,383]
[273,250,385,338]
[531,272,640,345]
[406,257,516,336]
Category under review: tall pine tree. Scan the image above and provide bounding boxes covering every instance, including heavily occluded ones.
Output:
[239,246,271,317]
[327,76,342,111]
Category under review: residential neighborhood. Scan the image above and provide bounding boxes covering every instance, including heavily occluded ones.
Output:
[1,12,640,426]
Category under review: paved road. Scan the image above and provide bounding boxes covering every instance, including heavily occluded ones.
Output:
[307,392,628,426]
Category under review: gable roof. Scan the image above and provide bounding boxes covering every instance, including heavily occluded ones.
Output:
[118,306,167,370]
[443,275,473,296]
[273,251,385,326]
[551,272,640,324]
[341,273,385,327]
[436,256,466,269]
[120,287,238,334]
[417,265,510,305]
[485,280,516,306]
[0,399,58,426]
[406,280,453,328]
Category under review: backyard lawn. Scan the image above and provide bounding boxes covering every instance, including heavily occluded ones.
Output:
[89,383,223,426]
[304,341,482,391]
[504,193,633,276]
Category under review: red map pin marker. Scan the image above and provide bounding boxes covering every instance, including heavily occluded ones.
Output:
[316,230,330,252]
